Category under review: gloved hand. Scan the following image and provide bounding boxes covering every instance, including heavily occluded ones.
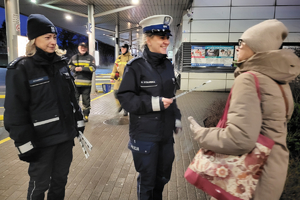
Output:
[77,126,85,137]
[18,147,39,163]
[174,119,182,134]
[188,116,203,134]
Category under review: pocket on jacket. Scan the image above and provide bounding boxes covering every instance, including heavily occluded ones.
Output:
[136,114,162,136]
[128,138,154,154]
[31,109,62,139]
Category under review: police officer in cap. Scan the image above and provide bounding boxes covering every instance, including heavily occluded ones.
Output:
[4,14,84,199]
[117,15,182,200]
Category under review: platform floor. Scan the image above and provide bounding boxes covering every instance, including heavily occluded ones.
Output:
[0,91,229,200]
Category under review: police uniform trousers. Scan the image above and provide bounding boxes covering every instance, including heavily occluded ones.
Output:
[27,140,74,200]
[130,138,175,200]
[75,86,91,116]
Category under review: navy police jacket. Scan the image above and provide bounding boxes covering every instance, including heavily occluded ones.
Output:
[117,50,181,142]
[4,50,84,152]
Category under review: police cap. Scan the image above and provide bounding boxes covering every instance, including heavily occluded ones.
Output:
[139,15,173,36]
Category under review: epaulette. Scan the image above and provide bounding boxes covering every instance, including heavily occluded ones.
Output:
[127,56,142,66]
[7,56,26,69]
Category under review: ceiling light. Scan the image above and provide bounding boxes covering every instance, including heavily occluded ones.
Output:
[112,38,115,40]
[31,0,37,3]
[65,15,72,20]
[132,0,139,4]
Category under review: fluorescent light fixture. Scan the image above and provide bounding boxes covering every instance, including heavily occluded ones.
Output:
[31,0,37,3]
[65,15,72,20]
[132,0,139,4]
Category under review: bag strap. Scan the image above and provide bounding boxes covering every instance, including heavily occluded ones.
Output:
[278,84,289,118]
[220,72,261,122]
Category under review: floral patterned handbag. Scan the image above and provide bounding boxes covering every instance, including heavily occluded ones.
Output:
[184,72,276,200]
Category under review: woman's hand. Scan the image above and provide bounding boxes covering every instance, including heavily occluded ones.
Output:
[188,116,202,134]
[110,79,115,83]
[162,97,173,109]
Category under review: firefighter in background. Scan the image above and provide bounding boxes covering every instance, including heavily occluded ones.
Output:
[69,42,95,122]
[110,43,133,116]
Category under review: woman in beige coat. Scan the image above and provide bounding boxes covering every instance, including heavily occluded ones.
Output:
[189,19,300,199]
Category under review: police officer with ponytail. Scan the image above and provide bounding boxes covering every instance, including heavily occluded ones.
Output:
[4,14,84,200]
[117,15,182,200]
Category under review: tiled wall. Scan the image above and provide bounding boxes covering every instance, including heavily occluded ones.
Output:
[175,0,300,91]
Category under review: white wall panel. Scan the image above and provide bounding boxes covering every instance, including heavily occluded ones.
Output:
[191,20,230,32]
[230,20,265,32]
[232,0,275,6]
[192,7,231,19]
[193,0,231,7]
[191,33,229,42]
[182,33,191,42]
[227,73,235,80]
[182,19,191,33]
[275,6,300,19]
[226,80,234,91]
[189,79,226,91]
[281,20,300,32]
[180,79,189,90]
[277,0,300,6]
[284,33,300,42]
[231,7,275,19]
[181,72,189,78]
[229,33,242,42]
[189,73,226,79]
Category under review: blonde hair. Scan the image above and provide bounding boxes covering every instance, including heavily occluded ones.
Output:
[141,33,155,49]
[26,39,66,57]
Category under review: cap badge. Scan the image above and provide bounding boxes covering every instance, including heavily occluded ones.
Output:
[51,26,55,33]
[164,17,171,25]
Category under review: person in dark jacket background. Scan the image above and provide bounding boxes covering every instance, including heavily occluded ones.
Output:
[117,15,182,200]
[4,14,84,200]
[69,42,95,122]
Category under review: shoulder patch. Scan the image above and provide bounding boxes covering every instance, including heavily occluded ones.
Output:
[127,56,142,66]
[7,56,26,69]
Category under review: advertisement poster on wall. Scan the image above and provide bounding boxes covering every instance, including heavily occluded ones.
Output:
[191,45,234,67]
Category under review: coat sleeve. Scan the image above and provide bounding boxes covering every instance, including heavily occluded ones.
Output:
[117,65,164,115]
[110,60,118,80]
[193,73,262,155]
[68,56,76,73]
[4,65,36,147]
[81,55,95,73]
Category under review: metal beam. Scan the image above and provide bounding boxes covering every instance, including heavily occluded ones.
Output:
[95,27,115,34]
[40,4,88,18]
[119,26,141,33]
[94,6,136,18]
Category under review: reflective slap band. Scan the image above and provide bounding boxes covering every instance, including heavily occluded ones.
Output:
[151,96,161,112]
[175,119,182,128]
[17,141,34,154]
[77,120,85,128]
[33,117,59,127]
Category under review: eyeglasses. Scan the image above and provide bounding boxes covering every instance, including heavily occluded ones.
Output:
[238,39,243,47]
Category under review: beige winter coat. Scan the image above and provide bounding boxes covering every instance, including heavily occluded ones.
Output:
[193,49,300,200]
[110,52,133,90]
